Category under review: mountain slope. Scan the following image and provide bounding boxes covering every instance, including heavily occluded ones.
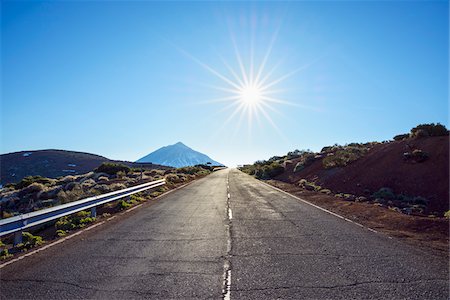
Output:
[136,142,223,168]
[276,136,449,214]
[1,149,169,185]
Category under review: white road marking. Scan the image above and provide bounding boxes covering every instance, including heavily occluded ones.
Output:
[228,208,233,220]
[222,170,232,299]
[125,204,143,212]
[223,269,231,300]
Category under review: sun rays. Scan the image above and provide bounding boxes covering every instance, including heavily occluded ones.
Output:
[175,14,319,138]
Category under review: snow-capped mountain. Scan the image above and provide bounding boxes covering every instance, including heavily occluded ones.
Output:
[136,142,223,168]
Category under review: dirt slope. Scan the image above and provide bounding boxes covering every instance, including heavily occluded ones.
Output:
[277,136,449,214]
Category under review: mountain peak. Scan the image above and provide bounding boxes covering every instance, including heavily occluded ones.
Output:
[174,141,188,147]
[136,142,223,168]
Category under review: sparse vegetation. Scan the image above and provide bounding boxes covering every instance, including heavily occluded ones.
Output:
[20,232,44,250]
[55,211,95,231]
[410,123,448,138]
[13,176,55,190]
[444,211,450,219]
[293,152,315,173]
[116,200,131,210]
[94,163,131,176]
[322,145,368,169]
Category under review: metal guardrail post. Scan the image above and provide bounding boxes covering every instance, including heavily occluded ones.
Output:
[90,207,97,218]
[14,231,22,245]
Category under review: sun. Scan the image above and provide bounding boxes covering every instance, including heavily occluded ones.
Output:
[176,20,317,135]
[239,85,262,105]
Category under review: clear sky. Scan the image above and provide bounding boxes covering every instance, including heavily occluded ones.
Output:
[1,1,448,167]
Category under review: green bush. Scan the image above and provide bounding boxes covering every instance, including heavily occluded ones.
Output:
[444,210,450,219]
[94,163,130,176]
[0,248,11,260]
[411,123,448,137]
[130,194,145,202]
[21,232,43,249]
[55,211,95,231]
[116,200,131,210]
[255,162,284,179]
[56,230,67,237]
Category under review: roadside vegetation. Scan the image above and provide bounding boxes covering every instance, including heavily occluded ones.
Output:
[0,163,215,260]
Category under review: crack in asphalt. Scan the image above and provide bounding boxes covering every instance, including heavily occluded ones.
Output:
[89,256,222,263]
[0,278,160,297]
[88,237,223,242]
[229,252,400,259]
[231,278,449,292]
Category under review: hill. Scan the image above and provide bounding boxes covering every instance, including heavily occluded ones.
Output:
[136,142,223,168]
[240,124,449,216]
[0,149,168,185]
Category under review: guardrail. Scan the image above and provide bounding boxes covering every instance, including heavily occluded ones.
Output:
[0,179,166,244]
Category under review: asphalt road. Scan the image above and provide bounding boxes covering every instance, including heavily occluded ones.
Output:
[0,168,448,299]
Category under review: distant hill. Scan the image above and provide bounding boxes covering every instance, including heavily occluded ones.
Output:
[136,142,223,168]
[0,149,169,185]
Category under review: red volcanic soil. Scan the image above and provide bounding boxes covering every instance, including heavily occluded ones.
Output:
[276,136,449,214]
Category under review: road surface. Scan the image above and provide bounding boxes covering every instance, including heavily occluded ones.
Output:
[0,168,448,299]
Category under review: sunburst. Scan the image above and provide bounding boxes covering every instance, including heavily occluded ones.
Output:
[176,18,316,136]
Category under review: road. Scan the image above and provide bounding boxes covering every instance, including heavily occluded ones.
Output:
[0,168,448,299]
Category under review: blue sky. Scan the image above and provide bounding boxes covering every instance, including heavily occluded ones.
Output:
[1,1,448,167]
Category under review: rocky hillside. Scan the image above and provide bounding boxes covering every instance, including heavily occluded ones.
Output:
[240,123,449,216]
[0,163,213,218]
[0,149,168,185]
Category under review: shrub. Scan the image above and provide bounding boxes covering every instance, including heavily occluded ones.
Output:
[413,196,428,206]
[15,176,54,190]
[319,189,332,195]
[56,230,67,237]
[322,147,367,169]
[444,210,450,219]
[55,211,95,231]
[393,133,409,141]
[0,248,11,260]
[21,182,46,194]
[22,232,43,249]
[130,194,145,202]
[256,162,284,179]
[116,200,131,210]
[411,123,448,137]
[166,174,181,183]
[94,163,130,176]
[372,187,395,200]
